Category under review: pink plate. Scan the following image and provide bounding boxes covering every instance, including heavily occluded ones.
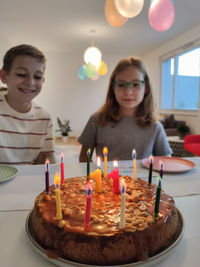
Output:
[141,156,195,173]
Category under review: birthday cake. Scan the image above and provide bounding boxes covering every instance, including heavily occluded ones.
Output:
[31,176,179,265]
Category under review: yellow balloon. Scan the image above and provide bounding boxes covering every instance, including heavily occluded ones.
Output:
[105,0,128,27]
[98,61,108,76]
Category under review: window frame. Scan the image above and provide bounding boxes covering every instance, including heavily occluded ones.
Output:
[159,39,200,116]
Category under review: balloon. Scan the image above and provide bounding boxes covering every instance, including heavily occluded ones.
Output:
[105,0,128,27]
[84,46,102,68]
[98,61,108,76]
[90,72,100,81]
[85,62,97,78]
[114,0,144,18]
[148,0,175,32]
[78,65,87,80]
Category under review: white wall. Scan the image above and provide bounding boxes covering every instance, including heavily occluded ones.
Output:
[142,24,200,134]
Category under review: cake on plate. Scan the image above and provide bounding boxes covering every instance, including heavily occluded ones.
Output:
[31,176,180,265]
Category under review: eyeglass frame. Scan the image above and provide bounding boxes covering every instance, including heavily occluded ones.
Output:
[113,79,145,91]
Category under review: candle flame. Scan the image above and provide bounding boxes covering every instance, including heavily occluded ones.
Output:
[97,156,101,168]
[132,149,136,159]
[160,161,163,168]
[45,158,49,165]
[113,160,118,168]
[149,155,154,162]
[103,147,108,155]
[54,173,61,187]
[87,148,91,156]
[60,152,64,160]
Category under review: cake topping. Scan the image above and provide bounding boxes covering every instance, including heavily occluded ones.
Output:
[36,176,174,236]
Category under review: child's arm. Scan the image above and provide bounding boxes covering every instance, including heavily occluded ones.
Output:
[33,152,56,165]
[79,145,94,162]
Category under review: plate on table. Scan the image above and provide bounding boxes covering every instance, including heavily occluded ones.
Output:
[141,156,195,173]
[0,165,18,183]
[25,209,184,267]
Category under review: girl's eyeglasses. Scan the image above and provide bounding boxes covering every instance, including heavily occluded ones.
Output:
[113,80,145,91]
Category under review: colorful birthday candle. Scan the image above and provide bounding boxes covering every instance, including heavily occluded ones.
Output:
[84,182,92,230]
[60,152,64,184]
[90,157,102,193]
[132,149,137,182]
[45,159,49,194]
[148,155,153,185]
[108,161,119,193]
[154,176,162,219]
[87,148,91,178]
[54,173,62,220]
[119,179,126,228]
[103,147,108,179]
[160,162,163,179]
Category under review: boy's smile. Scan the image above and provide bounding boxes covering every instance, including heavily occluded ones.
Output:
[1,55,45,113]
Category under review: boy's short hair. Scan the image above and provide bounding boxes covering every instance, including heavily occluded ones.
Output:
[2,44,46,73]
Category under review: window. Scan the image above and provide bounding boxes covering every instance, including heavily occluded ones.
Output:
[161,46,200,112]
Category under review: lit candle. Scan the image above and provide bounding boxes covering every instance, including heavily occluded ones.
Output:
[90,157,102,193]
[87,148,91,178]
[84,182,92,230]
[132,149,137,182]
[120,179,126,229]
[148,155,153,185]
[160,162,163,179]
[54,173,62,220]
[45,159,49,194]
[154,176,162,219]
[108,161,120,193]
[60,152,64,184]
[103,147,108,179]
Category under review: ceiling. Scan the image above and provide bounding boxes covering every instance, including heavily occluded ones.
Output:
[0,0,200,56]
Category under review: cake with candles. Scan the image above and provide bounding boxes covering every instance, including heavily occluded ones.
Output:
[31,172,180,265]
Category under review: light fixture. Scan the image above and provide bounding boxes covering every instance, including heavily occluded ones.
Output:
[104,0,175,32]
[84,46,102,68]
[78,30,108,81]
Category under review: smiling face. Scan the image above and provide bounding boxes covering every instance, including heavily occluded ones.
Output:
[113,66,145,116]
[0,55,45,112]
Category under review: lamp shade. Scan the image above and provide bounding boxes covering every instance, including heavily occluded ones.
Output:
[84,46,102,68]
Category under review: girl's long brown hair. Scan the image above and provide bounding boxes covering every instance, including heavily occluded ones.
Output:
[98,57,156,127]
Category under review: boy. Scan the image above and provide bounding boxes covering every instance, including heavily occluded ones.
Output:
[0,44,56,165]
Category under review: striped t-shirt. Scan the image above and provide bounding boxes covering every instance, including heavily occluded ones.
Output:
[0,95,55,165]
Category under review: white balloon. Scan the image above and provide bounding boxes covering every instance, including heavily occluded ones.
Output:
[114,0,144,18]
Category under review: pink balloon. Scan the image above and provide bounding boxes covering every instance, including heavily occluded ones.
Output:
[148,0,175,32]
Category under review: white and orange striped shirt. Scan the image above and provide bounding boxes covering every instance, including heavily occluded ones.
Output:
[0,95,55,165]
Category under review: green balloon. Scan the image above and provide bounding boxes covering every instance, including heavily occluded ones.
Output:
[85,62,96,78]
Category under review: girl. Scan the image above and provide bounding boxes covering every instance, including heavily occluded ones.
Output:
[78,57,171,161]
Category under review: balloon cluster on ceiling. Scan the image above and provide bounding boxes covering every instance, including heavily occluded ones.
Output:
[78,0,175,80]
[78,41,108,80]
[105,0,175,32]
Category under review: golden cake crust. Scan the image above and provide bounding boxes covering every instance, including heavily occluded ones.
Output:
[32,176,179,265]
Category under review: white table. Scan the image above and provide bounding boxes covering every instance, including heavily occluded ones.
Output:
[1,158,200,266]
